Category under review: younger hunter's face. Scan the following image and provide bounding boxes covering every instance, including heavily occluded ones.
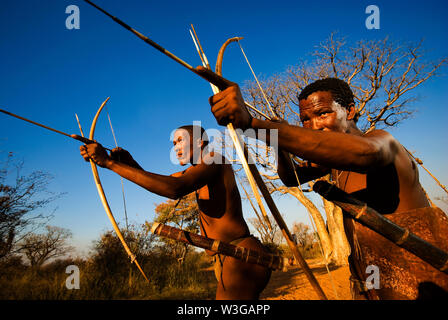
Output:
[299,91,351,133]
[173,129,193,166]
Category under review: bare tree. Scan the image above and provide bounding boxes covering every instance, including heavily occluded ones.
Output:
[246,33,447,131]
[239,34,446,266]
[315,34,447,131]
[20,225,74,268]
[0,153,61,259]
[291,222,316,250]
[248,215,282,246]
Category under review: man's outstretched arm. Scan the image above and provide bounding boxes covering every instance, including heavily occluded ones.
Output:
[81,144,220,199]
[207,85,400,173]
[254,119,399,172]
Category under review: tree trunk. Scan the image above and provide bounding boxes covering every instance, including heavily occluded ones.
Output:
[323,198,350,266]
[288,187,333,261]
[0,228,15,259]
[178,244,188,266]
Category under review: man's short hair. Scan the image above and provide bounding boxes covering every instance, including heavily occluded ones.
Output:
[176,125,209,147]
[298,78,355,110]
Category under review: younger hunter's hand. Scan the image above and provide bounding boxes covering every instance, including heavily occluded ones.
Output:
[80,143,111,168]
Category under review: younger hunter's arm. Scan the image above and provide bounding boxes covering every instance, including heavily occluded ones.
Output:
[80,143,220,199]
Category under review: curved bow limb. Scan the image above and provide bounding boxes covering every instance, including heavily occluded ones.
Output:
[215,38,272,120]
[215,37,274,231]
[215,39,328,300]
[89,97,150,283]
[215,37,243,76]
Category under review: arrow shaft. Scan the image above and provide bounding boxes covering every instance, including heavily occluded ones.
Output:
[84,0,233,91]
[85,0,194,71]
[1,108,73,138]
[0,108,111,151]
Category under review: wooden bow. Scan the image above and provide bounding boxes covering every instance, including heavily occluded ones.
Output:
[87,97,149,283]
[213,37,327,300]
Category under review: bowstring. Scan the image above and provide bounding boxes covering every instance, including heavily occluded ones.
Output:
[106,108,130,231]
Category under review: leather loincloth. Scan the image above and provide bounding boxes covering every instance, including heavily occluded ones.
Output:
[345,206,448,300]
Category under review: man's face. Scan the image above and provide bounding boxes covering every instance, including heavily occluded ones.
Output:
[173,129,193,166]
[299,91,351,133]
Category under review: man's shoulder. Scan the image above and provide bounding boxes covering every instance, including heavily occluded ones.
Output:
[363,128,402,148]
[364,129,417,174]
[364,128,394,138]
[170,168,190,177]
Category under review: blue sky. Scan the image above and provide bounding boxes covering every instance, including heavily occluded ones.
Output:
[0,0,447,256]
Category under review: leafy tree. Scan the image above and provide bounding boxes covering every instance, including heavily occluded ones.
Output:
[90,224,152,281]
[148,193,200,263]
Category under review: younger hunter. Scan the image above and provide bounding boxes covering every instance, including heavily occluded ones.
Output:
[79,125,271,299]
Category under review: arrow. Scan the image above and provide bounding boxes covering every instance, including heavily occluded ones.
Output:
[0,107,112,151]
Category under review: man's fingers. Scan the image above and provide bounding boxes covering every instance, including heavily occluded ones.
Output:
[209,85,240,105]
[81,143,100,157]
[80,147,90,162]
[211,98,232,120]
[211,104,228,125]
[209,92,225,106]
[213,107,231,126]
[210,99,229,115]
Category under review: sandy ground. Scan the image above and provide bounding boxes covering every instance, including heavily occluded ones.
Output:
[260,259,352,300]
